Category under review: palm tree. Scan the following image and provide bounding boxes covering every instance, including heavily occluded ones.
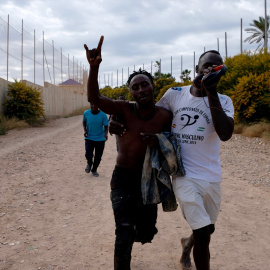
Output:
[244,16,270,51]
[180,69,191,83]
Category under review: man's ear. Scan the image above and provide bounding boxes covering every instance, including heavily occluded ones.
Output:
[195,65,199,74]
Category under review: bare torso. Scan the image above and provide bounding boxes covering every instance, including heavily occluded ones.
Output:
[116,103,172,169]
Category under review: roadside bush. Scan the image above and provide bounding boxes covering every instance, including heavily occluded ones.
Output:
[217,52,270,123]
[154,78,175,99]
[155,81,192,102]
[3,80,45,124]
[0,115,7,135]
[100,86,129,100]
[218,52,270,97]
[231,71,270,123]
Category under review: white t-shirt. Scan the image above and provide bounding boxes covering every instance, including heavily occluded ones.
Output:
[156,85,234,182]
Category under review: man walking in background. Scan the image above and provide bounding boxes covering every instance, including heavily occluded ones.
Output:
[83,103,108,177]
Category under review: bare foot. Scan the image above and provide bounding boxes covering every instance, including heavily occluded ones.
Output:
[180,237,192,269]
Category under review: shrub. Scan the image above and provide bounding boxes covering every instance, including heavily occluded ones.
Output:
[100,86,129,100]
[0,115,7,135]
[155,81,192,102]
[231,71,270,123]
[154,78,175,99]
[217,51,270,124]
[3,80,45,124]
[218,52,270,97]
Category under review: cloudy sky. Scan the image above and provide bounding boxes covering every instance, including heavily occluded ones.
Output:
[0,0,268,87]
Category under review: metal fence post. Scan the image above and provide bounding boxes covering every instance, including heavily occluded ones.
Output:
[68,54,70,79]
[7,15,9,81]
[43,31,45,85]
[180,55,182,82]
[34,29,36,84]
[159,59,161,79]
[61,47,63,83]
[193,52,195,79]
[265,0,268,51]
[225,32,228,58]
[73,56,74,80]
[240,18,243,54]
[21,19,23,81]
[171,56,172,77]
[52,40,55,85]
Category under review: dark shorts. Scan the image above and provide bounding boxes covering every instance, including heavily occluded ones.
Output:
[110,166,158,246]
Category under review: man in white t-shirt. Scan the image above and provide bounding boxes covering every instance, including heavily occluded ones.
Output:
[109,50,234,270]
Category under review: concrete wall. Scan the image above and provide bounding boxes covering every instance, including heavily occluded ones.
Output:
[0,78,90,118]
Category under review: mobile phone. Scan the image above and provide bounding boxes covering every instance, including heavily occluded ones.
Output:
[193,64,227,89]
[214,65,224,72]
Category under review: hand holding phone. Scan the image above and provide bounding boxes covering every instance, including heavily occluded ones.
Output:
[193,64,227,90]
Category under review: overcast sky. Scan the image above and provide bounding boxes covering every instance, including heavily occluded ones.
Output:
[0,0,268,87]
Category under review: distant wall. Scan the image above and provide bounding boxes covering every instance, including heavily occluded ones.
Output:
[0,78,89,118]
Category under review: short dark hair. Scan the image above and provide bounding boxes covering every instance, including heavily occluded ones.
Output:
[199,50,221,60]
[127,68,154,87]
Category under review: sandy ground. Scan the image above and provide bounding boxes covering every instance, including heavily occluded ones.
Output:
[0,115,270,270]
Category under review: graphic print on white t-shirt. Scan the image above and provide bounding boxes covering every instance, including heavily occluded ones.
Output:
[156,85,234,182]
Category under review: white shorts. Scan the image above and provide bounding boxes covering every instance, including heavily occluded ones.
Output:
[172,176,221,230]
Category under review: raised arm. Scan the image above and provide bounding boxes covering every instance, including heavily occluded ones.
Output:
[84,36,123,115]
[202,67,234,141]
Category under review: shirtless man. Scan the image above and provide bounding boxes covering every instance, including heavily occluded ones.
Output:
[84,36,172,270]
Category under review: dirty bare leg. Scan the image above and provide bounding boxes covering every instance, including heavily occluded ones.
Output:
[180,233,194,269]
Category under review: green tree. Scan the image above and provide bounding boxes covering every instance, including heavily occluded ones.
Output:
[244,16,270,51]
[180,69,191,83]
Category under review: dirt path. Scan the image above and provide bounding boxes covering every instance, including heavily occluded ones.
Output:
[0,115,270,270]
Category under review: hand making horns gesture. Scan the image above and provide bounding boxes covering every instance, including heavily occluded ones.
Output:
[84,35,104,67]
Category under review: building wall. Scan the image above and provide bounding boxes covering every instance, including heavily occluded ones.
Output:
[0,78,89,118]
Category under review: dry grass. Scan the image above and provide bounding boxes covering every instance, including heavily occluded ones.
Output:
[0,107,89,136]
[234,122,270,141]
[0,115,29,135]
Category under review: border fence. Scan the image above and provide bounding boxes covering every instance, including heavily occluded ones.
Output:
[0,12,234,90]
[0,14,86,87]
[0,11,268,91]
